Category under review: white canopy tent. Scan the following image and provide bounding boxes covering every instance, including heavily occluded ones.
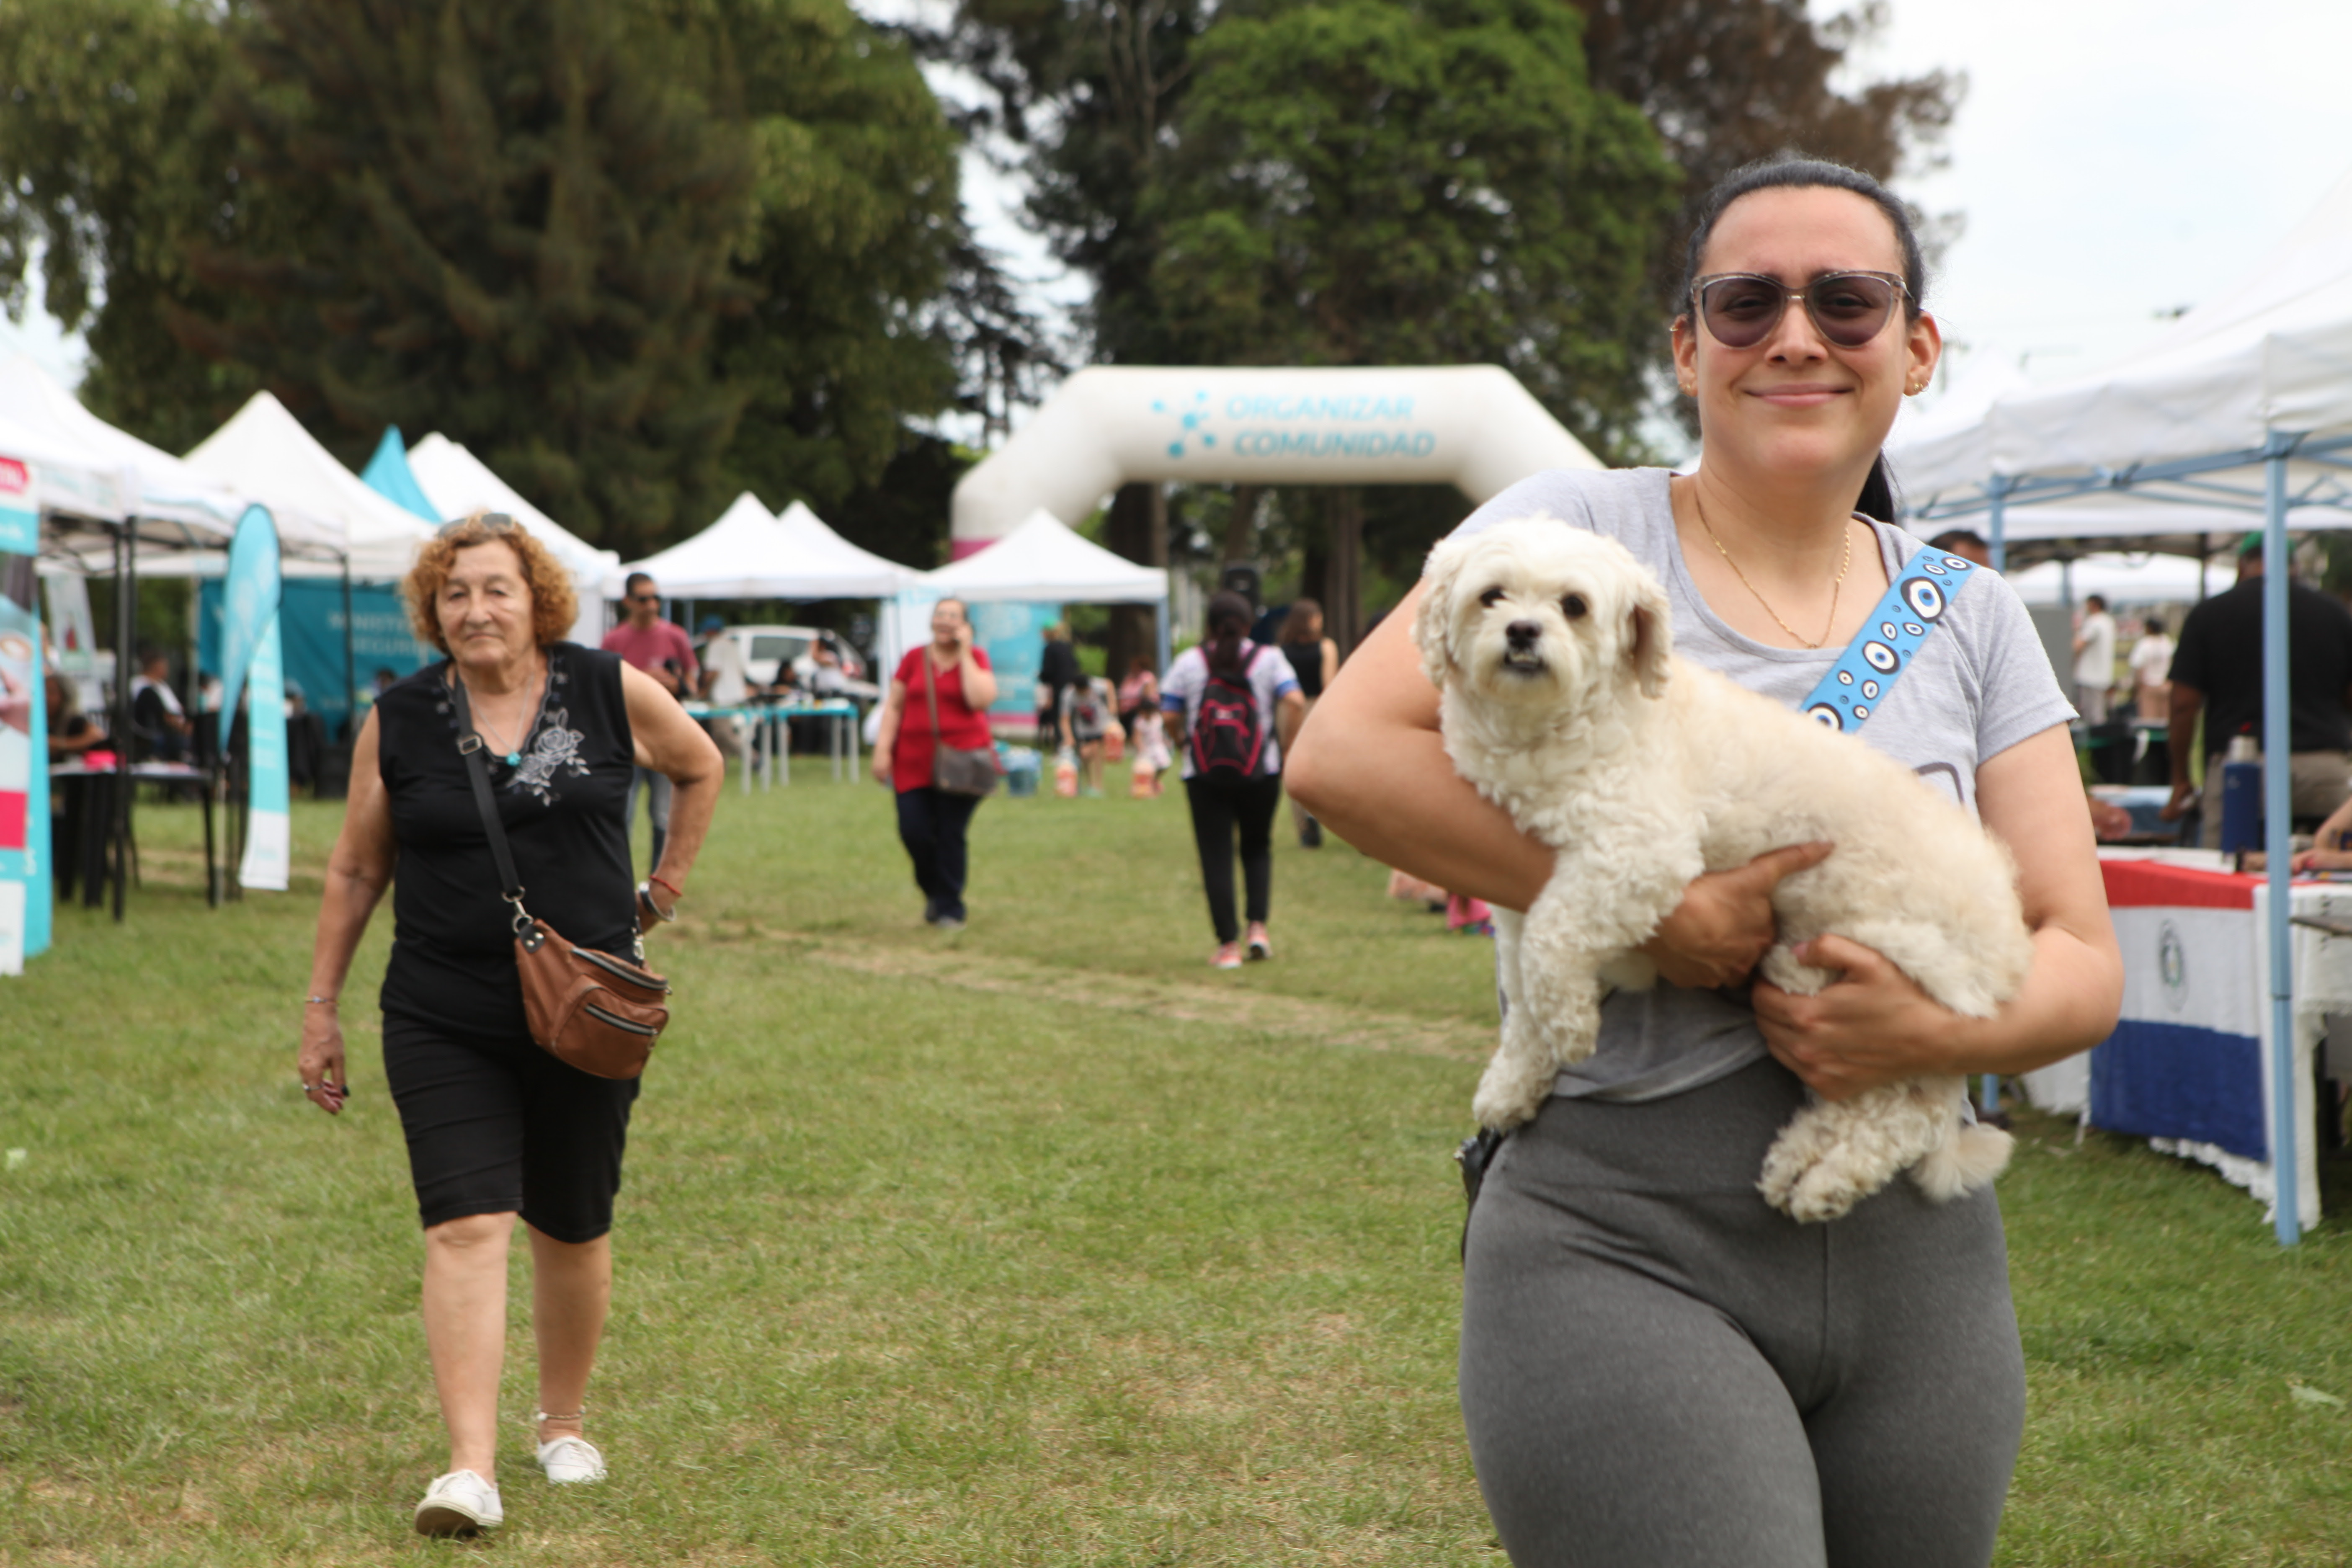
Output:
[614,492,916,600]
[0,354,265,554]
[405,433,619,645]
[1889,165,2352,1247]
[902,508,1172,673]
[184,392,437,579]
[1893,162,2352,562]
[2004,552,2216,609]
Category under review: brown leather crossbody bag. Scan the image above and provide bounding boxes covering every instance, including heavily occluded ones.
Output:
[451,672,670,1079]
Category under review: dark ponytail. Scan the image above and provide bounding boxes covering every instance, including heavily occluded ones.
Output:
[1855,453,1899,523]
[1680,155,1929,526]
[1204,589,1253,679]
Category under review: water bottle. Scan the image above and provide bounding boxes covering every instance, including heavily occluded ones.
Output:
[2219,729,2263,856]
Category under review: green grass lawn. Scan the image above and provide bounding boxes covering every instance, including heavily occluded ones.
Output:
[7,767,2352,1565]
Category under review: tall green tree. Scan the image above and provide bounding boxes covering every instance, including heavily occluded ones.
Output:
[1148,0,1676,448]
[0,0,259,452]
[178,0,758,555]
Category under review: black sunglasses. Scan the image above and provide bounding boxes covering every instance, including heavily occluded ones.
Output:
[1690,271,1910,351]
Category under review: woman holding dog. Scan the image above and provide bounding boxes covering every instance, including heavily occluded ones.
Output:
[297,514,722,1536]
[1291,157,2121,1568]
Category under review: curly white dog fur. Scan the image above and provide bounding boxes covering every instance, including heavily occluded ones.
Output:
[1414,517,2030,1222]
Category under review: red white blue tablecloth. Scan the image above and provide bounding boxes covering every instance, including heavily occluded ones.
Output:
[2020,854,2352,1230]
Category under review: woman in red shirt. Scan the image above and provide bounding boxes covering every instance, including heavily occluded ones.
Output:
[870,598,998,929]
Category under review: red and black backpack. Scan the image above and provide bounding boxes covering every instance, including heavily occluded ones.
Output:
[1190,645,1267,785]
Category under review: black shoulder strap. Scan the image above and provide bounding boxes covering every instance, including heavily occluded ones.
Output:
[448,672,530,921]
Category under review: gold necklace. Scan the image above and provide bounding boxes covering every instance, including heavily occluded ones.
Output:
[1692,490,1852,649]
[457,658,544,763]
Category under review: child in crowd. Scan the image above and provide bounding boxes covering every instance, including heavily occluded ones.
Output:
[1128,684,1171,797]
[1068,676,1112,797]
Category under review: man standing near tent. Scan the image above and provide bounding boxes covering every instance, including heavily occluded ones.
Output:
[2163,535,2352,848]
[603,573,697,868]
[2072,593,2118,723]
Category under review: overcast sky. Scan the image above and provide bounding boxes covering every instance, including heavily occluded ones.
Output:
[11,0,2349,423]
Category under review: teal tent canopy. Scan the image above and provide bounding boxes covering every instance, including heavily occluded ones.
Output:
[360,427,441,524]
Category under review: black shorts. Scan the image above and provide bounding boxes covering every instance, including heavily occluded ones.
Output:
[381,1014,641,1243]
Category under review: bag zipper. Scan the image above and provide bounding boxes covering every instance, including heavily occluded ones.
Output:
[583,1001,661,1037]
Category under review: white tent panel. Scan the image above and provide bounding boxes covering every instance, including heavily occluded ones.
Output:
[771,500,918,594]
[616,492,916,599]
[2004,553,2215,609]
[1893,163,2352,506]
[921,509,1168,604]
[0,354,265,548]
[406,433,619,644]
[184,392,436,578]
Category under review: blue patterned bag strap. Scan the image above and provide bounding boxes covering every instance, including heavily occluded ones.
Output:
[1798,548,1979,734]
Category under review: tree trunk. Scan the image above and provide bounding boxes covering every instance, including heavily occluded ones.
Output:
[1104,481,1164,680]
[1224,484,1261,565]
[1325,486,1364,653]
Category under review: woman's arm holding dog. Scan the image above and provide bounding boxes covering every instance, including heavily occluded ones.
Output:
[1293,581,1827,972]
[1754,724,2123,1100]
[1291,584,1555,909]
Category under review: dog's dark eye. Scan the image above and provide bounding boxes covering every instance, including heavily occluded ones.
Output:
[1561,594,1588,619]
[1478,587,1505,608]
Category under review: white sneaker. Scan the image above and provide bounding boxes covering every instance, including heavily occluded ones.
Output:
[414,1469,503,1536]
[537,1434,608,1484]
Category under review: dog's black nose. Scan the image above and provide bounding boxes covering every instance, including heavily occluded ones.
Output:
[1506,619,1541,646]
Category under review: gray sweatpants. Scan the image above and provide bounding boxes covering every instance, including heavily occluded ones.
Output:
[1460,1058,2024,1568]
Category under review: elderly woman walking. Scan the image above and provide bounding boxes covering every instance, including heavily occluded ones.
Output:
[297,514,721,1537]
[871,597,999,929]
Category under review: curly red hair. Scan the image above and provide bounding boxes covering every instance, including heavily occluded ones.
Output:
[401,513,579,654]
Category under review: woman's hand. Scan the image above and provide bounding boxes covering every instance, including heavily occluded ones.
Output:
[298,1006,350,1115]
[1752,934,1957,1101]
[871,745,893,785]
[1640,842,1834,988]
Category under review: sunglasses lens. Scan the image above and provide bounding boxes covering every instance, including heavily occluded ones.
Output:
[1699,277,1785,348]
[1806,274,1899,346]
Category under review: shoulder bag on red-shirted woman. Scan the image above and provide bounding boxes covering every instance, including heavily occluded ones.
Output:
[923,652,1000,798]
[451,671,671,1079]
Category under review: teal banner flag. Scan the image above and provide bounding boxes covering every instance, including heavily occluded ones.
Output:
[0,455,34,554]
[217,505,283,755]
[237,616,291,892]
[0,570,49,969]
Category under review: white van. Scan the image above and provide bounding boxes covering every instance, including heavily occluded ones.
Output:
[717,625,877,699]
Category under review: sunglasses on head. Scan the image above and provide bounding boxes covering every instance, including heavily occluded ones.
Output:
[438,511,517,538]
[1690,271,1909,351]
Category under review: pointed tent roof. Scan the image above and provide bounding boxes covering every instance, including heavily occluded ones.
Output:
[184,393,437,577]
[404,432,620,583]
[616,493,916,598]
[359,427,441,523]
[0,352,268,547]
[921,509,1167,603]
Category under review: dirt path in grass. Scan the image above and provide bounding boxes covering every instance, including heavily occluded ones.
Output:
[750,929,1494,1065]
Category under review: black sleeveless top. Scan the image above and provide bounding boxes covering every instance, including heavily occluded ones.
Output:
[377,643,637,1037]
[1279,638,1326,699]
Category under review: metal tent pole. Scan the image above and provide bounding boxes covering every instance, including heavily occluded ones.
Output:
[340,558,356,740]
[1987,478,2011,573]
[113,521,134,922]
[2261,437,2300,1245]
[1154,592,1172,677]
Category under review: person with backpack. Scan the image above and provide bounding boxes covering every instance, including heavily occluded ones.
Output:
[1162,590,1305,968]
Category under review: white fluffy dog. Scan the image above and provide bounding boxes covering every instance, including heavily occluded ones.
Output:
[1413,517,2030,1221]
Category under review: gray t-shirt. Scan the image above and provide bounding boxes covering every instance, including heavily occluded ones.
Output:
[1452,467,2076,1102]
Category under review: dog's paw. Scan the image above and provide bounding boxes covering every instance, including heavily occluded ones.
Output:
[1472,1073,1545,1132]
[1778,1163,1870,1223]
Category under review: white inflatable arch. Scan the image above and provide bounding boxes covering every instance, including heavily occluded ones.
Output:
[950,365,1601,554]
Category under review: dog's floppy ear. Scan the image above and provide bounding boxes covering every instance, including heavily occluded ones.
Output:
[1626,572,1673,699]
[1411,533,1471,689]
